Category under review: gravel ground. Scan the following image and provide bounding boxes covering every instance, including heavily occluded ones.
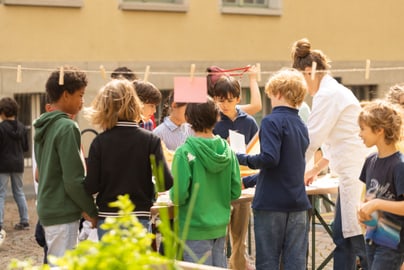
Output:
[1,197,44,268]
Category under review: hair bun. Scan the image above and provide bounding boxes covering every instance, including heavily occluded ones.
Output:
[293,38,311,58]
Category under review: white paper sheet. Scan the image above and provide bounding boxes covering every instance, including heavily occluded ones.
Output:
[229,130,246,154]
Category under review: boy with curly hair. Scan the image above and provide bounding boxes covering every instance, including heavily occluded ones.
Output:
[34,66,97,262]
[358,100,404,270]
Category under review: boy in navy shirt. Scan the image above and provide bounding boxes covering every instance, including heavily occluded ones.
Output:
[237,68,311,270]
[213,75,258,145]
[212,75,258,270]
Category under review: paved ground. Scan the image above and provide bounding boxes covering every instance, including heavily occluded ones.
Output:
[0,167,335,269]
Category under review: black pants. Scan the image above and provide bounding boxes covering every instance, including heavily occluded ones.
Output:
[34,220,48,264]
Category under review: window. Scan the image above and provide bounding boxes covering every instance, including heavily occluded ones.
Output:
[3,0,83,8]
[14,93,47,167]
[221,0,282,16]
[241,86,265,124]
[336,77,379,101]
[349,84,378,101]
[119,0,189,12]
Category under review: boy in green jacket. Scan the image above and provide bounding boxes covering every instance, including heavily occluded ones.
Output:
[170,97,241,267]
[34,66,97,263]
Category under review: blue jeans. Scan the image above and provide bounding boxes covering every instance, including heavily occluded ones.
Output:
[366,242,404,270]
[253,209,309,270]
[333,194,368,270]
[97,217,150,240]
[0,173,29,227]
[183,237,227,268]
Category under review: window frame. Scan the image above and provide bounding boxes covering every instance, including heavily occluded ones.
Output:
[221,0,282,16]
[3,0,83,8]
[119,0,189,13]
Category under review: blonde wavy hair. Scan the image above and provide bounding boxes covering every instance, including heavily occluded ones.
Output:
[265,68,308,108]
[358,100,402,145]
[85,79,142,130]
[385,83,404,106]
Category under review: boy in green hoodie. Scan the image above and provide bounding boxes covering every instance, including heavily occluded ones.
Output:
[170,97,241,267]
[33,66,97,262]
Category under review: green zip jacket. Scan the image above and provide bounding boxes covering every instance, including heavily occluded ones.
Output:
[34,111,97,226]
[170,135,241,240]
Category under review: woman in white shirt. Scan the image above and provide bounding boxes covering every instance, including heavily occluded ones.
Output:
[292,38,369,270]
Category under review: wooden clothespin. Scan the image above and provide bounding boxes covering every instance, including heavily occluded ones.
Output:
[99,65,107,80]
[256,63,261,82]
[190,63,196,82]
[16,65,22,83]
[58,66,64,85]
[365,59,371,80]
[143,65,150,82]
[311,61,317,81]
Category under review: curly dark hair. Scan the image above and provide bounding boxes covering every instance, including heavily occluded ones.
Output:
[185,97,219,132]
[45,66,88,103]
[111,66,137,81]
[0,97,19,117]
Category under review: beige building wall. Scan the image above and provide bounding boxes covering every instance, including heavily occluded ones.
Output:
[1,0,404,140]
[1,0,404,61]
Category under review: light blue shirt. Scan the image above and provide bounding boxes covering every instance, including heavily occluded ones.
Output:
[153,117,194,151]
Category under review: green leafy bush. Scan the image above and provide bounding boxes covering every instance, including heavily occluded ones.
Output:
[9,156,208,269]
[9,194,175,270]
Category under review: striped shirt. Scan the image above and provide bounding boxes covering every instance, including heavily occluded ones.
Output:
[153,117,194,151]
[140,119,154,131]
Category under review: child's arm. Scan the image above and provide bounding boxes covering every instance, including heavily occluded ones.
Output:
[242,173,258,188]
[60,125,98,218]
[237,118,280,170]
[35,167,39,183]
[238,65,262,116]
[358,198,404,223]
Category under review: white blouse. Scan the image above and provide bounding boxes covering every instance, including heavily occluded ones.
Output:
[306,74,369,238]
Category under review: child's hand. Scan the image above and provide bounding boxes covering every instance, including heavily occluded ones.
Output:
[357,200,378,223]
[248,65,258,80]
[82,212,98,229]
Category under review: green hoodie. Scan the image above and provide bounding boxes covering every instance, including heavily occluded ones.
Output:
[34,111,97,226]
[170,135,241,240]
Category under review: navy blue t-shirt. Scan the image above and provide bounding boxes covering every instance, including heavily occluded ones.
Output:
[360,151,404,250]
[213,108,258,145]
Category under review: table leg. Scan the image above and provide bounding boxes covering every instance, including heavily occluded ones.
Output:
[311,196,316,270]
[314,210,333,237]
[310,194,336,270]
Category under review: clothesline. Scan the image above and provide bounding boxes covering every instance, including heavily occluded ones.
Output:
[1,65,404,77]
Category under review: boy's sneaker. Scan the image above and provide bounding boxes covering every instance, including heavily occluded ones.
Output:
[0,228,6,246]
[14,222,30,230]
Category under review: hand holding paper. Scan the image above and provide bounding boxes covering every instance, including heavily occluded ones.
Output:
[229,130,246,154]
